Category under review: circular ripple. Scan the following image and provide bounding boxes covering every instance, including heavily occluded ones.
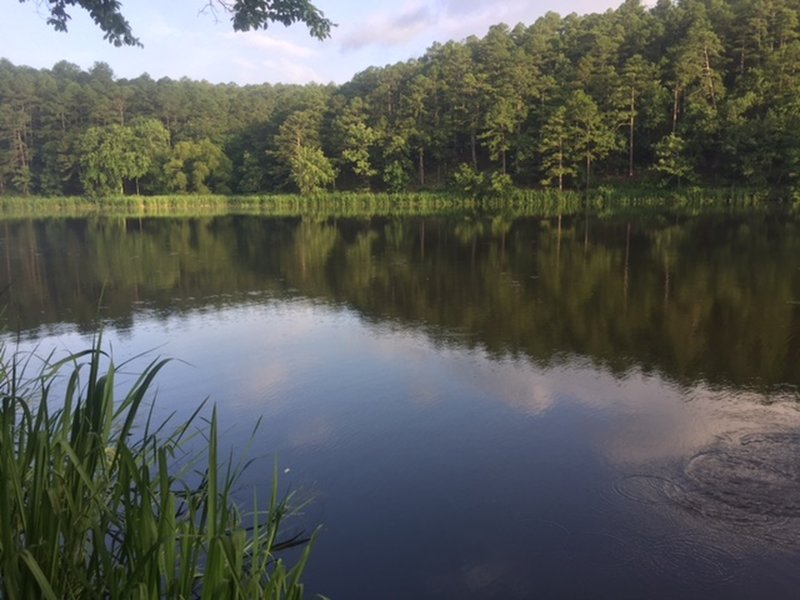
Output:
[611,474,677,506]
[739,432,800,479]
[684,446,800,518]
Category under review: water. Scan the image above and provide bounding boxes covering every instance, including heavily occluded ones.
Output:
[2,210,800,598]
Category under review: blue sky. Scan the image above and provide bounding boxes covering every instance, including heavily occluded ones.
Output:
[3,0,624,85]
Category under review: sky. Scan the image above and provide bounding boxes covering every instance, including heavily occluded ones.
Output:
[2,0,624,85]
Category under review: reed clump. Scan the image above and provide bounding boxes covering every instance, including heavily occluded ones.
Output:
[0,339,314,599]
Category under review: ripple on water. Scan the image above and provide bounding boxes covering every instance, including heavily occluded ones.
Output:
[739,431,800,476]
[683,430,800,512]
[645,537,739,587]
[662,429,800,547]
[610,428,800,553]
[610,474,679,506]
[683,450,800,518]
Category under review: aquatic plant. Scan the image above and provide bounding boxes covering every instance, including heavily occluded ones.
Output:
[0,338,315,599]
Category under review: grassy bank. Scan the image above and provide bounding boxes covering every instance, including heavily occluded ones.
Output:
[0,188,775,220]
[0,338,315,599]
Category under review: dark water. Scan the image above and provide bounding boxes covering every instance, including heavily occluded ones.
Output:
[2,210,800,599]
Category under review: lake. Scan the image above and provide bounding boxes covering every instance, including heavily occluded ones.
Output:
[2,208,800,599]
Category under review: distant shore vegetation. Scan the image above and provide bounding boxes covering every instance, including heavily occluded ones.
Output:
[2,0,800,199]
[0,188,778,220]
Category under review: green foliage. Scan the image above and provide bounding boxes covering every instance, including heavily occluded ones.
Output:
[128,117,171,193]
[22,0,333,46]
[10,165,32,195]
[27,0,141,46]
[380,134,412,192]
[341,122,379,184]
[333,98,379,189]
[382,161,411,193]
[75,119,171,196]
[539,107,575,190]
[77,124,137,196]
[226,0,333,39]
[449,166,516,198]
[0,190,594,220]
[164,140,233,194]
[289,146,337,195]
[564,91,619,189]
[271,105,327,190]
[4,0,800,195]
[0,70,35,196]
[0,338,316,598]
[488,172,514,197]
[237,151,265,194]
[451,164,486,197]
[654,134,696,185]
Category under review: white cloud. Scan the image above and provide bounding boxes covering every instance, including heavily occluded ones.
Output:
[339,2,436,51]
[3,0,628,86]
[337,0,624,56]
[143,17,180,39]
[227,31,320,59]
[258,58,325,84]
[217,32,326,83]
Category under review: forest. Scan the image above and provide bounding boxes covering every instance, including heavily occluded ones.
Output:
[1,0,799,198]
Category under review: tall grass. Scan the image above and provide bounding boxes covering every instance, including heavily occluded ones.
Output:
[0,188,778,220]
[0,338,316,599]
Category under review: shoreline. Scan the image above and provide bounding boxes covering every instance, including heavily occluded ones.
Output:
[0,189,777,220]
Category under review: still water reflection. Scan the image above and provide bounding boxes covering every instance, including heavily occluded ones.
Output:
[1,211,800,598]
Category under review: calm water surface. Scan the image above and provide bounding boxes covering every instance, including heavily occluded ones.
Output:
[2,211,800,599]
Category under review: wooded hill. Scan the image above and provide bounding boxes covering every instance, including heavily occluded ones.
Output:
[1,0,799,197]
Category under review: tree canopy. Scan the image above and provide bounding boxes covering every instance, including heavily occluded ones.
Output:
[3,0,800,197]
[20,0,333,46]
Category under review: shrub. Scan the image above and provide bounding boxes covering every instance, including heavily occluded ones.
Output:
[450,164,486,197]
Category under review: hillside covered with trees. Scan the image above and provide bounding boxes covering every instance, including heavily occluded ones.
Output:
[1,0,799,197]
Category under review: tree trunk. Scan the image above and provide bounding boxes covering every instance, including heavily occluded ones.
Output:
[583,196,590,253]
[585,149,591,192]
[672,84,680,132]
[470,129,477,169]
[629,87,635,177]
[703,45,717,109]
[418,147,425,187]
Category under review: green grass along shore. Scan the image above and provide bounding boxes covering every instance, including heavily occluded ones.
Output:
[0,188,775,220]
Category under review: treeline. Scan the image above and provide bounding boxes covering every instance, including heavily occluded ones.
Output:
[2,0,800,197]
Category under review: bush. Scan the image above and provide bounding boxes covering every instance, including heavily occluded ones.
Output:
[450,164,486,197]
[382,161,411,193]
[450,165,519,199]
[488,172,514,197]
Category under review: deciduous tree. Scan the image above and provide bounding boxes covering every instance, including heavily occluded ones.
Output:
[21,0,333,46]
